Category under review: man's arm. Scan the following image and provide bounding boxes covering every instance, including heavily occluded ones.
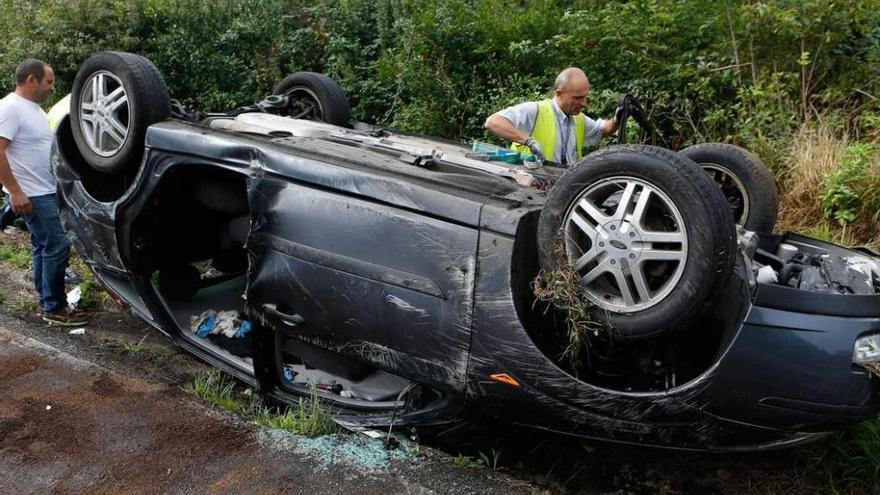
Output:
[601,117,619,137]
[484,113,530,144]
[0,138,32,215]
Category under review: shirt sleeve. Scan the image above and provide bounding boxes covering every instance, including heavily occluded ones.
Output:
[496,102,539,137]
[583,117,606,146]
[0,104,20,142]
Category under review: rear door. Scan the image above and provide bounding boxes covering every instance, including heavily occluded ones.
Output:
[246,171,479,393]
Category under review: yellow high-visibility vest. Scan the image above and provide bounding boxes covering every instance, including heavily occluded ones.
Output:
[512,99,585,163]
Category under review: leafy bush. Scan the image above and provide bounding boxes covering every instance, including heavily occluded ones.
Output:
[820,143,880,234]
[0,0,879,245]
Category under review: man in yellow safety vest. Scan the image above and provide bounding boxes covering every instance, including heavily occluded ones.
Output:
[484,67,621,167]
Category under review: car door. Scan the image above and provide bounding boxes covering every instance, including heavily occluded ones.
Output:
[245,170,480,394]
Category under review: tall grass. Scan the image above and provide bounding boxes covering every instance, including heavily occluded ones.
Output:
[776,125,880,248]
[810,419,880,492]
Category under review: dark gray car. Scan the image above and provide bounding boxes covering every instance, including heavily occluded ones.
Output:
[51,51,880,451]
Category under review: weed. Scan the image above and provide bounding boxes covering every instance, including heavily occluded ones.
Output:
[121,335,148,354]
[0,291,5,304]
[453,454,486,469]
[252,389,339,437]
[478,447,503,471]
[77,275,112,311]
[532,253,608,371]
[184,370,243,413]
[12,298,38,313]
[185,371,338,437]
[820,143,880,234]
[0,244,32,269]
[809,418,880,492]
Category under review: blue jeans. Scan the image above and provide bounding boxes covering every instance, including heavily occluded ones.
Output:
[23,194,70,313]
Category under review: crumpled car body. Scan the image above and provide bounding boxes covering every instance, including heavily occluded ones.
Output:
[50,99,880,452]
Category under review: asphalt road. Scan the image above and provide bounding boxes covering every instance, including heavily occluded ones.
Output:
[0,324,537,494]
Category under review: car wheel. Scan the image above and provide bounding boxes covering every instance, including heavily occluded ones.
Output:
[537,145,736,340]
[679,143,778,232]
[272,72,351,126]
[70,52,171,175]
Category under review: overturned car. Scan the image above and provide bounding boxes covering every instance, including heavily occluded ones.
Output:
[51,52,880,451]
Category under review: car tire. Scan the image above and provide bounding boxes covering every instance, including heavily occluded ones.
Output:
[537,145,736,340]
[679,143,778,232]
[272,72,351,126]
[70,52,171,175]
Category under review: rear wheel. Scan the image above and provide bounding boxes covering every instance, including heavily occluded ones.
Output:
[679,143,778,232]
[537,145,736,340]
[272,72,351,126]
[70,52,170,175]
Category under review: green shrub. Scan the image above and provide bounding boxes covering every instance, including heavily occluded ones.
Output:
[821,143,880,227]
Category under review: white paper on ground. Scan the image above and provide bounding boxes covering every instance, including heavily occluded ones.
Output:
[67,285,82,310]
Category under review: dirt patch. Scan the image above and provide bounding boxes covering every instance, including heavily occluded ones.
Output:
[0,354,42,381]
[90,372,126,397]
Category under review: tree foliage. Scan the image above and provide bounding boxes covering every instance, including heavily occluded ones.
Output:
[0,0,878,151]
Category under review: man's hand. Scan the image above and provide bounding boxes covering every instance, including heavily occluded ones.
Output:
[523,137,546,162]
[10,190,32,215]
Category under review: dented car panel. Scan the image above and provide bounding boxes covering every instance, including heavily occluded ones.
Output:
[246,173,479,391]
[52,108,880,451]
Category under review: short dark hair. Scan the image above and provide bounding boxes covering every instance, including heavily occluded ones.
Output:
[15,59,49,86]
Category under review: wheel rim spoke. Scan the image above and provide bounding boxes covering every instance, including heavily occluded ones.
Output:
[612,269,635,306]
[630,265,652,302]
[568,209,599,239]
[581,256,612,285]
[636,248,686,263]
[571,245,600,271]
[105,117,127,145]
[106,87,127,112]
[577,198,609,225]
[612,181,637,221]
[630,188,652,227]
[640,231,685,244]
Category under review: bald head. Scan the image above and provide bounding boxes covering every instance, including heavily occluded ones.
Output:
[554,67,591,115]
[555,67,589,91]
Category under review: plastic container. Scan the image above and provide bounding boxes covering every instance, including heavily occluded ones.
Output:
[472,142,504,153]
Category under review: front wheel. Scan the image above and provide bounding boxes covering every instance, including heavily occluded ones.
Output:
[679,143,778,232]
[70,52,170,175]
[537,145,736,340]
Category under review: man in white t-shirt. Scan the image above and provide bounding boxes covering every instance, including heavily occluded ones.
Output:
[0,59,88,326]
[485,67,622,167]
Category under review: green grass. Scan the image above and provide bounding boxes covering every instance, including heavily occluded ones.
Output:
[12,298,38,313]
[0,245,32,269]
[809,418,880,492]
[185,370,339,437]
[185,370,243,413]
[121,335,148,354]
[453,454,487,469]
[0,291,5,305]
[453,449,503,471]
[252,393,340,437]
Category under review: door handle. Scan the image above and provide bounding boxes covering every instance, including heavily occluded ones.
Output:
[262,303,305,327]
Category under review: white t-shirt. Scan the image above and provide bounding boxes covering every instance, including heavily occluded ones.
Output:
[0,92,55,197]
[498,98,606,166]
